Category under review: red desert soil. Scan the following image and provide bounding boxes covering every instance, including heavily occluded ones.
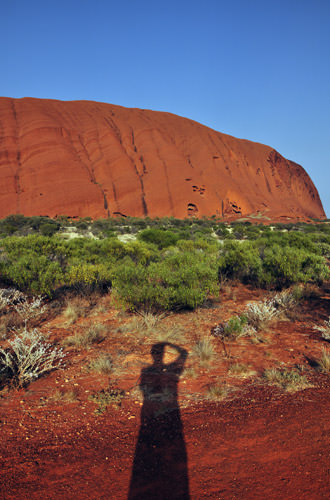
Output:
[1,284,330,499]
[0,97,325,221]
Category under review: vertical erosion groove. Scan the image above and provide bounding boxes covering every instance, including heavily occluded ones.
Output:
[11,101,22,212]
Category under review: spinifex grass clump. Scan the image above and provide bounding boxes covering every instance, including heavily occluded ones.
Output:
[192,337,215,366]
[317,349,330,373]
[228,362,256,378]
[64,324,106,348]
[206,383,228,401]
[263,367,310,392]
[88,354,114,374]
[0,328,65,387]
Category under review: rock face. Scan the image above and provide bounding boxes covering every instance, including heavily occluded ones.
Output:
[0,97,325,220]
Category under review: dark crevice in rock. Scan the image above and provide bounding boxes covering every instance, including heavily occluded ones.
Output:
[187,203,198,216]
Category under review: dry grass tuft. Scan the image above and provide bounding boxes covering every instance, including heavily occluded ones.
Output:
[192,337,215,366]
[263,367,310,392]
[87,353,113,374]
[64,323,106,348]
[228,362,256,378]
[148,323,186,343]
[182,365,198,379]
[89,386,125,414]
[317,348,330,373]
[137,311,165,330]
[116,312,164,337]
[63,299,87,325]
[206,383,228,401]
[0,312,23,339]
[52,389,79,402]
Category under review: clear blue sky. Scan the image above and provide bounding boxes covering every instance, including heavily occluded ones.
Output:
[2,0,330,215]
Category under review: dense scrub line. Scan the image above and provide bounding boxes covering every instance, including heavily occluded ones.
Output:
[2,213,330,240]
[0,226,329,310]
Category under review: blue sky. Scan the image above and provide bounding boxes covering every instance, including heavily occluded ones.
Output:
[2,0,330,215]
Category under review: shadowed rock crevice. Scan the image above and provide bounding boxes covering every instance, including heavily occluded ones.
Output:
[187,203,198,216]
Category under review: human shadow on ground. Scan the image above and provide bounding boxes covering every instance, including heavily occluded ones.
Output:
[127,342,190,500]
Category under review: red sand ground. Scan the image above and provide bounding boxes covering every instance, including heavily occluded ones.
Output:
[0,97,325,221]
[1,382,330,500]
[1,284,330,499]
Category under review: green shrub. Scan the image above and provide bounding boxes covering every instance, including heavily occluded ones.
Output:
[65,263,112,293]
[223,315,248,338]
[218,241,262,283]
[260,245,329,288]
[112,251,218,311]
[213,315,250,341]
[39,222,59,236]
[138,228,179,249]
[218,240,329,289]
[1,254,64,296]
[0,219,328,299]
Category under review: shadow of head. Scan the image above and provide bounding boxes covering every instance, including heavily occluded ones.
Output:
[151,342,167,366]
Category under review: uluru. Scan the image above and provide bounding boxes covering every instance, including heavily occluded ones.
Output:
[0,97,325,220]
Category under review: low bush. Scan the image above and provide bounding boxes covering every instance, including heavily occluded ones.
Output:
[39,222,60,237]
[213,315,249,341]
[13,295,47,327]
[0,328,65,387]
[65,263,112,294]
[218,241,261,283]
[245,299,278,330]
[0,219,328,302]
[313,316,330,341]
